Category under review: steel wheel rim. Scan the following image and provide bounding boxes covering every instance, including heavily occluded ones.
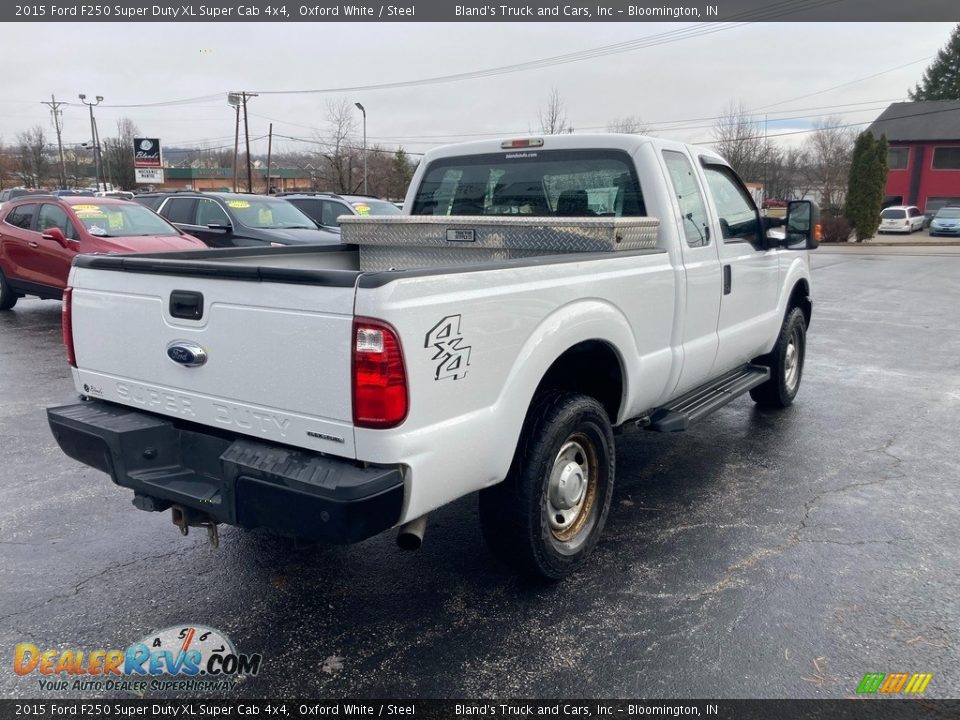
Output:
[784,327,802,391]
[546,434,598,543]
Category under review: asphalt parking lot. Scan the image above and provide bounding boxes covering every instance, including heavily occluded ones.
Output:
[1,246,958,700]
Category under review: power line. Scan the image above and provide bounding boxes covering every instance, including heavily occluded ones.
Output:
[26,0,912,118]
[249,97,905,145]
[272,133,425,156]
[751,56,934,111]
[247,0,843,96]
[63,93,225,109]
[689,102,960,145]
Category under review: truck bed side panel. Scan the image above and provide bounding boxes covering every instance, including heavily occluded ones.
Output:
[353,251,675,521]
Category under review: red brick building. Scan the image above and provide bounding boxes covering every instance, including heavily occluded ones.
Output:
[868,100,960,216]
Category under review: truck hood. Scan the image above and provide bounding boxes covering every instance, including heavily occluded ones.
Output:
[260,227,341,245]
[99,234,206,252]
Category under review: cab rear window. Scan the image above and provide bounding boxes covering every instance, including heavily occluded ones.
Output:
[411,149,645,217]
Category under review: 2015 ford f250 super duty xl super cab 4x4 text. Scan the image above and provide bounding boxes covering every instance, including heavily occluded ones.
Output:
[47,134,819,579]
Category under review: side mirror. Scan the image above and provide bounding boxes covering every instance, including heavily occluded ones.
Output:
[41,227,68,247]
[784,200,821,250]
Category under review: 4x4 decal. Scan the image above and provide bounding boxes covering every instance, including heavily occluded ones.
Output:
[425,315,472,381]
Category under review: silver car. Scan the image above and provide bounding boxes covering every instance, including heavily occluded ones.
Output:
[929,206,960,237]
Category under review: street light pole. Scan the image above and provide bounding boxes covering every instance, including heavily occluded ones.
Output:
[355,102,367,195]
[79,94,104,190]
[241,91,258,193]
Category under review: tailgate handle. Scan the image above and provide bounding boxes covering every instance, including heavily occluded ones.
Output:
[170,290,204,320]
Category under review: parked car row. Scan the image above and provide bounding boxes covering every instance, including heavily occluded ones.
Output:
[276,191,402,236]
[0,187,403,309]
[133,191,341,247]
[133,190,400,246]
[0,195,206,310]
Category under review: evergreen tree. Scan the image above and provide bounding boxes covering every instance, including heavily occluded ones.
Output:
[871,134,889,233]
[845,132,881,242]
[909,23,960,101]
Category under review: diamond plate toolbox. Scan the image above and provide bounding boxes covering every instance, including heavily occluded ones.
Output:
[339,215,660,271]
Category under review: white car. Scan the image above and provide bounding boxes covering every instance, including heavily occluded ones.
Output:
[879,205,925,233]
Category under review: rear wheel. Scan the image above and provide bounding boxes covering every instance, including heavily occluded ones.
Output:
[479,392,615,580]
[750,307,806,408]
[0,269,18,311]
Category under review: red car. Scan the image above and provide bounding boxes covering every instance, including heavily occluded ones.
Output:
[0,195,206,310]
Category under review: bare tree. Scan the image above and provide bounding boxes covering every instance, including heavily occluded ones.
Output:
[712,100,766,182]
[606,115,651,135]
[0,138,16,190]
[538,88,572,135]
[103,118,139,190]
[762,144,810,201]
[16,126,50,187]
[802,116,855,212]
[318,98,360,193]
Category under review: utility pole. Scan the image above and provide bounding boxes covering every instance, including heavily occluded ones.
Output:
[228,92,241,192]
[241,91,258,193]
[265,123,273,194]
[79,94,104,190]
[41,94,67,189]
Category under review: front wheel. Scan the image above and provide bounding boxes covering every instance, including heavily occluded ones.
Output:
[0,269,18,311]
[479,392,615,580]
[750,307,806,408]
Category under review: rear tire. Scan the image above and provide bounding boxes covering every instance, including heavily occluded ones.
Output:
[479,392,615,580]
[0,269,18,311]
[750,307,806,408]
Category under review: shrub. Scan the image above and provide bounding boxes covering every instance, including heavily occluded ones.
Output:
[820,215,852,243]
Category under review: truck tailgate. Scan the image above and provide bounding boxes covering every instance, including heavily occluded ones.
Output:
[70,268,358,458]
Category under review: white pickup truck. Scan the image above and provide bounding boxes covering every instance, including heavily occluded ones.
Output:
[48,134,818,579]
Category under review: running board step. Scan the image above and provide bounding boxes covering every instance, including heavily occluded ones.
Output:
[646,364,770,432]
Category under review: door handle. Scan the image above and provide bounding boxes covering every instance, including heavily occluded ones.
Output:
[723,264,732,295]
[29,241,39,248]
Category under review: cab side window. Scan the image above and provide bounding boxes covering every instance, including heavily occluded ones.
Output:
[38,204,78,239]
[703,165,760,244]
[662,150,710,248]
[5,204,38,230]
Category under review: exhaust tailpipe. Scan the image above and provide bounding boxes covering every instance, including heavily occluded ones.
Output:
[396,515,427,551]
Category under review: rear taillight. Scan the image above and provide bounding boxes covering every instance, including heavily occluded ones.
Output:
[352,318,408,429]
[62,287,76,368]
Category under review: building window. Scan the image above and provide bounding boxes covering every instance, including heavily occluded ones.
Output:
[932,147,960,170]
[926,197,960,214]
[887,147,909,170]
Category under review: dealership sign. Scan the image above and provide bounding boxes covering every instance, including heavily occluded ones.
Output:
[133,137,162,168]
[135,168,164,184]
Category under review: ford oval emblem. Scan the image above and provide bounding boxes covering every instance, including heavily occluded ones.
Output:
[166,340,207,368]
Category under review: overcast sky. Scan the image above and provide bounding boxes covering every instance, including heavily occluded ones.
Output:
[1,22,953,157]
